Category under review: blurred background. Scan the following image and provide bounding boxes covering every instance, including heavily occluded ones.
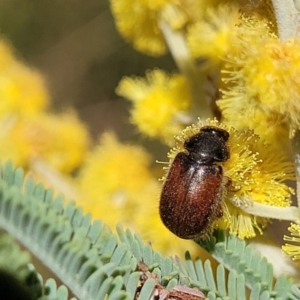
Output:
[0,0,176,147]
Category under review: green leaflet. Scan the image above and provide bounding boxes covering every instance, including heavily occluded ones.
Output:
[0,231,77,300]
[0,160,298,300]
[201,233,294,298]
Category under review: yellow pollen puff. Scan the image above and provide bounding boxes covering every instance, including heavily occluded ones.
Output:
[283,223,300,260]
[218,95,290,150]
[110,0,167,56]
[218,202,268,239]
[138,0,170,10]
[222,125,293,238]
[161,0,213,30]
[242,39,300,121]
[219,13,300,135]
[116,69,192,143]
[0,112,90,173]
[110,0,219,56]
[0,64,49,117]
[0,40,49,117]
[78,132,153,199]
[187,5,240,64]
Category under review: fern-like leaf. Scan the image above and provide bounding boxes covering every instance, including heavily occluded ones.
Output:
[197,232,294,299]
[0,161,298,300]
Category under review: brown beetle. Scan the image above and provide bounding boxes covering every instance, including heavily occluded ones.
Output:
[159,126,230,239]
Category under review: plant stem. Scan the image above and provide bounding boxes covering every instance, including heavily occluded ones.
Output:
[271,0,300,216]
[292,130,300,213]
[241,203,299,221]
[159,20,213,120]
[271,0,299,40]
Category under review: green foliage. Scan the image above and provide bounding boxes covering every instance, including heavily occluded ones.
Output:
[0,231,76,300]
[0,160,298,299]
[197,233,297,299]
[0,231,32,281]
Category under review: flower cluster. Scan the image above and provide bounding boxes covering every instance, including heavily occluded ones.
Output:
[110,0,300,263]
[116,69,192,144]
[0,39,90,174]
[2,0,300,267]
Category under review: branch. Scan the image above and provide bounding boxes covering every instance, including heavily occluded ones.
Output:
[271,0,299,40]
[159,20,213,119]
[240,202,299,221]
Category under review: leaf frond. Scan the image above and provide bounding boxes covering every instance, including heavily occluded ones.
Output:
[197,233,294,299]
[0,161,298,300]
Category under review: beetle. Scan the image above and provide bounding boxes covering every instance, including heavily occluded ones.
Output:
[159,126,230,239]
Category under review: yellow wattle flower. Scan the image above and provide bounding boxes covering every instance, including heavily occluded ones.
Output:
[0,39,49,117]
[218,14,300,136]
[221,129,294,238]
[218,94,290,152]
[283,223,300,260]
[161,0,214,30]
[242,38,300,132]
[78,132,153,200]
[138,0,170,10]
[109,0,217,56]
[110,0,168,56]
[0,112,89,173]
[187,5,240,65]
[117,69,192,144]
[0,63,49,117]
